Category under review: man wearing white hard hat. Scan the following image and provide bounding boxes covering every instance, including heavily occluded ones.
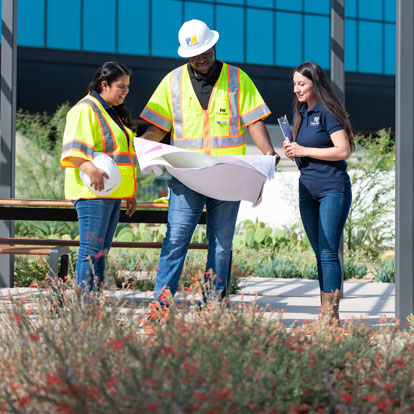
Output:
[140,19,279,304]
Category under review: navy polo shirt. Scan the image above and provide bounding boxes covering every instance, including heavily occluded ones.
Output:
[296,102,351,196]
[90,90,130,144]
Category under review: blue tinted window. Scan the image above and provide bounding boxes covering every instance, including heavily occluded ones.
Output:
[83,0,115,52]
[184,2,214,27]
[47,0,81,50]
[247,0,274,7]
[359,0,382,21]
[118,0,149,55]
[304,15,329,69]
[358,21,382,74]
[18,0,44,47]
[304,0,330,15]
[152,0,182,58]
[345,0,357,17]
[221,0,244,4]
[345,19,357,72]
[277,0,302,12]
[384,23,395,75]
[246,8,273,65]
[275,12,302,67]
[384,0,396,22]
[216,5,244,63]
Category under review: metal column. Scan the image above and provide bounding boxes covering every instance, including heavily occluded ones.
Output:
[396,0,414,326]
[330,0,345,288]
[0,0,17,287]
[330,0,345,103]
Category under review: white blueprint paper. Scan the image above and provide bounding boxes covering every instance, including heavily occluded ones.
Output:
[133,138,275,206]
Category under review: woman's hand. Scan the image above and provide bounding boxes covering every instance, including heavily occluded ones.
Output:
[283,141,307,159]
[68,157,108,191]
[125,198,137,217]
[283,141,293,160]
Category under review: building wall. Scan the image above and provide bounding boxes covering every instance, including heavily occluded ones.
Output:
[3,0,397,132]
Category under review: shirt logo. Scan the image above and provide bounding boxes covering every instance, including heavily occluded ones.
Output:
[310,116,320,126]
[185,35,198,46]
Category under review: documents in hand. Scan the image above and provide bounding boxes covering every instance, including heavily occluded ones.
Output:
[277,115,301,169]
[133,138,275,207]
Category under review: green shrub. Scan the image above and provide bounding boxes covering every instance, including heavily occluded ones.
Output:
[343,260,368,280]
[345,129,395,258]
[375,258,395,283]
[302,262,318,280]
[2,287,414,413]
[253,256,302,279]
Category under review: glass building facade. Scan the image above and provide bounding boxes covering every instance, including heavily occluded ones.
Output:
[5,0,396,76]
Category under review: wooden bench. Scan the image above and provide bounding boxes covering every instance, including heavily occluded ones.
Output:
[0,198,209,285]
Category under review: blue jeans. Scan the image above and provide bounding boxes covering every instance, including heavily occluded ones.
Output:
[74,198,121,290]
[154,177,240,302]
[299,185,352,293]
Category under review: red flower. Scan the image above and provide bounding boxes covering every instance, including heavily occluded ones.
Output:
[365,394,377,402]
[146,403,160,411]
[383,383,395,392]
[340,393,353,404]
[18,396,31,406]
[394,359,406,366]
[108,338,125,351]
[56,402,74,414]
[214,390,231,399]
[291,405,310,414]
[195,392,206,401]
[46,373,62,387]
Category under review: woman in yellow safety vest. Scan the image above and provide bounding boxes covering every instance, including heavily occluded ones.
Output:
[60,62,137,290]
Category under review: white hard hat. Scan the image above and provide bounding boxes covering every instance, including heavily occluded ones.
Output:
[178,19,219,58]
[79,152,121,197]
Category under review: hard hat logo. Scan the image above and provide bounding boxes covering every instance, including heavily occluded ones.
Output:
[186,35,198,46]
[178,19,219,58]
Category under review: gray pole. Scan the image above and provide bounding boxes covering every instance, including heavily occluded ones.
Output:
[330,0,345,290]
[0,0,17,287]
[330,0,345,104]
[396,0,414,326]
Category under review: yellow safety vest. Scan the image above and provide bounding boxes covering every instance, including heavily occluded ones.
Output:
[141,62,271,156]
[60,94,137,200]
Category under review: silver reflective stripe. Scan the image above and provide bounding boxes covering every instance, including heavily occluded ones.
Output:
[141,107,172,131]
[61,141,94,157]
[171,67,184,138]
[173,138,204,149]
[241,104,271,126]
[113,154,133,164]
[228,65,240,137]
[82,98,115,153]
[211,135,245,148]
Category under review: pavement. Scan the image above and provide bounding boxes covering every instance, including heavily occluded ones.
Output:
[0,277,395,328]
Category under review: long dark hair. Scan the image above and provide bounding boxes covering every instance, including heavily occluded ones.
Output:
[88,61,138,133]
[292,61,354,152]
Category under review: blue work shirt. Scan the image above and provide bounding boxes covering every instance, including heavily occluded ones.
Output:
[90,90,130,144]
[296,102,351,196]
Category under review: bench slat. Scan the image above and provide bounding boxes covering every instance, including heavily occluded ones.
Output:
[0,198,169,209]
[0,246,53,255]
[0,237,209,250]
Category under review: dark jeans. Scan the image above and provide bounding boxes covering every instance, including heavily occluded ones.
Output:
[299,185,352,293]
[154,177,240,302]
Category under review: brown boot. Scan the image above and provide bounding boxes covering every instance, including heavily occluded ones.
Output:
[320,290,341,324]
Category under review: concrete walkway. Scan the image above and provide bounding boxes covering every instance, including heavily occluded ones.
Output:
[0,277,395,328]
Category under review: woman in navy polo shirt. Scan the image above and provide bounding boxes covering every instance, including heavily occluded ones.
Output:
[283,61,355,323]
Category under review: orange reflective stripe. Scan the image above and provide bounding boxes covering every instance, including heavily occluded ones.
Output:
[202,109,211,155]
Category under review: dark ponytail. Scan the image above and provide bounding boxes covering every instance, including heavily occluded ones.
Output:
[88,61,138,133]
